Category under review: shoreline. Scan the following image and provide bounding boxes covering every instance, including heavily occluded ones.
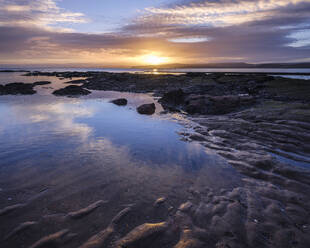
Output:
[1,69,310,76]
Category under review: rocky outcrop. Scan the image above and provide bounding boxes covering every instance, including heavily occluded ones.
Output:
[0,83,36,95]
[158,89,186,111]
[185,94,255,115]
[53,85,91,96]
[159,89,256,115]
[137,103,156,115]
[0,81,51,95]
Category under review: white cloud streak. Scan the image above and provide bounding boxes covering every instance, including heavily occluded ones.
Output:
[0,0,88,29]
[139,0,308,26]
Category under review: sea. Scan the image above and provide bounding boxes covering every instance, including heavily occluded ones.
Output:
[1,67,310,80]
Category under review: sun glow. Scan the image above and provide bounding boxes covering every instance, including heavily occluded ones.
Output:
[141,54,169,65]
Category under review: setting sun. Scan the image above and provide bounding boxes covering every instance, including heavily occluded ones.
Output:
[142,54,169,65]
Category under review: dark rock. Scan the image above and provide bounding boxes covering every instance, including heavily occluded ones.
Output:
[137,103,156,115]
[53,85,91,96]
[186,98,207,115]
[186,72,207,77]
[159,89,185,106]
[111,98,128,106]
[64,79,87,84]
[32,81,52,86]
[189,133,207,141]
[0,82,36,95]
[0,70,30,73]
[185,95,255,115]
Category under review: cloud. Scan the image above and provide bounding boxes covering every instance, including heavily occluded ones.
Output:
[0,0,87,29]
[121,0,310,62]
[0,0,309,64]
[288,29,310,47]
[135,0,307,26]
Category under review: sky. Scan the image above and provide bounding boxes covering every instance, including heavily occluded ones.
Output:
[0,0,310,66]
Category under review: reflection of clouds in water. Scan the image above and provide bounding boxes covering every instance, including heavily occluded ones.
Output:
[0,95,241,190]
[34,102,93,117]
[8,101,95,141]
[78,137,132,164]
[29,114,50,123]
[75,136,238,191]
[76,136,189,184]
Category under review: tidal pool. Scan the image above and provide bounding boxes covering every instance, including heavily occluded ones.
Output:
[0,73,242,247]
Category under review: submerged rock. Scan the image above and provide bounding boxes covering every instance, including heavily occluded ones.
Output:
[137,103,156,115]
[111,98,128,106]
[53,85,91,96]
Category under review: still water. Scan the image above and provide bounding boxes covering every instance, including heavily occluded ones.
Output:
[0,73,241,221]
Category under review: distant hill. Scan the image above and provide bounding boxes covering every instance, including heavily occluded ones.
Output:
[133,62,310,69]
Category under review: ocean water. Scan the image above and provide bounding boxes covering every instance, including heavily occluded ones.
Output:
[1,67,310,79]
[0,67,310,74]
